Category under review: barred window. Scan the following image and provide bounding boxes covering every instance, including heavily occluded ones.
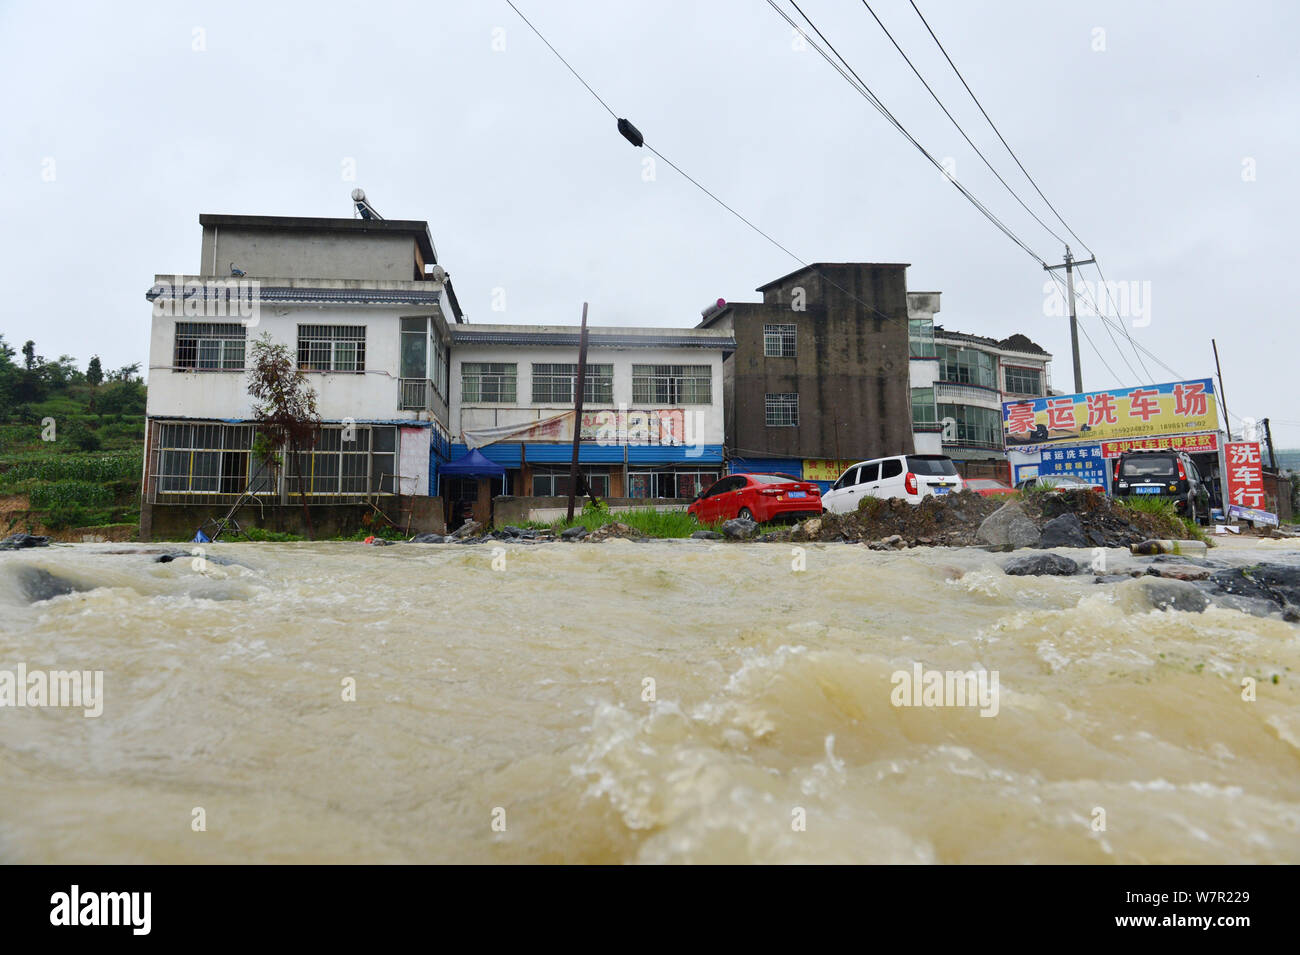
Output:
[297,325,366,372]
[631,364,712,404]
[154,422,264,495]
[626,469,719,499]
[764,323,797,358]
[1003,365,1042,396]
[530,467,610,498]
[283,425,396,496]
[174,322,246,371]
[531,363,613,404]
[461,362,517,403]
[765,393,799,427]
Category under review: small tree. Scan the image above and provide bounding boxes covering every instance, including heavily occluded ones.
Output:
[87,356,103,387]
[246,333,321,538]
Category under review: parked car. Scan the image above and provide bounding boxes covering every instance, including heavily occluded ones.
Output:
[965,478,1016,497]
[1014,475,1104,493]
[821,454,963,513]
[1112,450,1212,524]
[688,473,822,524]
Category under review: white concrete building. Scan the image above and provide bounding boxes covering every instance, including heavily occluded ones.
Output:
[907,291,1052,474]
[141,213,461,538]
[442,324,733,521]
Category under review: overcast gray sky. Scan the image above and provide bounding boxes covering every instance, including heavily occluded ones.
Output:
[4,0,1297,443]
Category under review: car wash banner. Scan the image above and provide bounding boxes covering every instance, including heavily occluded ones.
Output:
[1100,432,1219,459]
[1003,378,1218,450]
[1038,444,1107,485]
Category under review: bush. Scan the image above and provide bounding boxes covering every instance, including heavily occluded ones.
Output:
[29,480,113,509]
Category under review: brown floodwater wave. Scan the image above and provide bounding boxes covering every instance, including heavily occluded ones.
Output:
[1,538,1297,863]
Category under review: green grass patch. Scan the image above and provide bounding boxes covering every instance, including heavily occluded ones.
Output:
[29,481,113,509]
[551,506,711,538]
[0,452,139,487]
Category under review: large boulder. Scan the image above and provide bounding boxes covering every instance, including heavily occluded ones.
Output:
[721,517,759,540]
[560,526,588,541]
[1036,512,1088,549]
[1003,553,1079,576]
[450,520,482,540]
[1205,565,1300,615]
[1138,578,1210,613]
[977,502,1040,551]
[409,533,447,543]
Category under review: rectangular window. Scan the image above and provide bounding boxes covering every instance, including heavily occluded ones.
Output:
[626,470,719,499]
[763,323,797,358]
[530,467,610,498]
[937,345,995,388]
[937,403,1002,447]
[531,363,614,404]
[1003,365,1042,396]
[297,325,366,372]
[908,319,936,358]
[285,425,397,497]
[631,365,712,404]
[174,322,246,371]
[765,393,799,428]
[461,362,517,403]
[911,387,937,427]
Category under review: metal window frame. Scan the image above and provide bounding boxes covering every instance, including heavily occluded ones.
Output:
[296,324,367,373]
[461,362,518,403]
[174,322,247,371]
[763,323,797,358]
[764,393,799,428]
[630,364,712,405]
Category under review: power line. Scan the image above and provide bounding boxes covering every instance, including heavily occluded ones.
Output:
[908,0,1093,258]
[503,0,911,332]
[857,0,1068,249]
[905,1,1168,383]
[771,0,1049,267]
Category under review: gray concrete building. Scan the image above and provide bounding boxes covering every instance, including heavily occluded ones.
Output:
[697,263,915,476]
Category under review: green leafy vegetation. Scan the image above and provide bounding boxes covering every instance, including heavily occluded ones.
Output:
[0,334,145,534]
[552,506,711,538]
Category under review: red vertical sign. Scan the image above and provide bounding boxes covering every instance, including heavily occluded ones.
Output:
[1224,441,1265,510]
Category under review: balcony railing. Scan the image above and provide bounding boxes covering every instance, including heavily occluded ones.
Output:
[400,378,434,411]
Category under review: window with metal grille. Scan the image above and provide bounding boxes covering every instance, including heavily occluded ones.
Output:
[297,325,366,372]
[625,469,719,499]
[531,363,613,404]
[765,393,799,427]
[461,362,517,403]
[1003,365,1042,396]
[764,324,797,357]
[530,467,610,498]
[284,425,397,497]
[174,322,246,371]
[153,422,264,496]
[631,365,712,404]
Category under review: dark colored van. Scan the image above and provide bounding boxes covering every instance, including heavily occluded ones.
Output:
[1112,450,1212,524]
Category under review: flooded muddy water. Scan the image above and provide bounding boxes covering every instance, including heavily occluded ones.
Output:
[2,537,1298,863]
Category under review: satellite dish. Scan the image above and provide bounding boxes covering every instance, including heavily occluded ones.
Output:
[430,265,447,283]
[351,188,366,202]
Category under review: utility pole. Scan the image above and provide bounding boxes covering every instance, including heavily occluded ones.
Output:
[1263,417,1278,470]
[1212,338,1233,442]
[566,303,591,522]
[1044,245,1096,394]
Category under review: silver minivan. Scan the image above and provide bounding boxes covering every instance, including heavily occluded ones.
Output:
[822,454,964,514]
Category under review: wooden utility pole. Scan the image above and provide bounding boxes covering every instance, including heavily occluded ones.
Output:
[1212,338,1233,442]
[566,303,591,522]
[1044,246,1096,394]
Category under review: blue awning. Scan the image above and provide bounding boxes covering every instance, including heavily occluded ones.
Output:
[437,448,506,477]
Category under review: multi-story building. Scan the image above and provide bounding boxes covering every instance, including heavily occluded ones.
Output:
[698,262,915,478]
[908,299,1052,478]
[140,212,462,539]
[444,324,731,524]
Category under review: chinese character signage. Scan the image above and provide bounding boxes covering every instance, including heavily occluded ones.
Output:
[1224,441,1268,512]
[803,459,859,482]
[1038,444,1107,485]
[1003,378,1218,449]
[1100,432,1219,459]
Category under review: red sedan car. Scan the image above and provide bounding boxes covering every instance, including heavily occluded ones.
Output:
[965,479,1016,498]
[688,473,822,524]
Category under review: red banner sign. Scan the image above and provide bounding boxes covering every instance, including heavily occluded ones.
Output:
[1100,432,1218,459]
[1224,441,1265,510]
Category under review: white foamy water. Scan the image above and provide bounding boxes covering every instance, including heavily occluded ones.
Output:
[1,538,1298,863]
